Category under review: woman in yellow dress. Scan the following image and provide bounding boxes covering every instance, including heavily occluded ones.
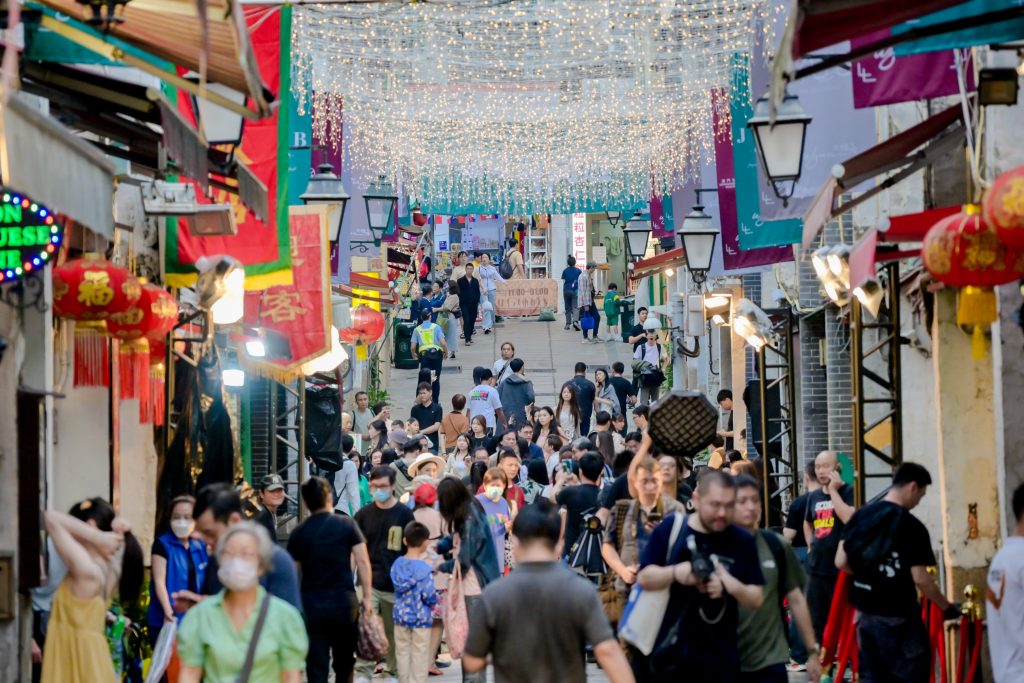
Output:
[40,503,143,683]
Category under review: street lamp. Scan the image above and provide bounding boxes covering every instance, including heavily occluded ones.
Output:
[678,190,720,286]
[192,83,247,150]
[623,212,652,262]
[363,175,398,246]
[301,163,350,249]
[605,210,622,230]
[747,93,812,207]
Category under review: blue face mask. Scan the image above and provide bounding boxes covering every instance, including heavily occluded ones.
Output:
[372,489,392,504]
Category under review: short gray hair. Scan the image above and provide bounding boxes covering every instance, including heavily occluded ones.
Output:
[215,521,274,572]
[571,437,592,451]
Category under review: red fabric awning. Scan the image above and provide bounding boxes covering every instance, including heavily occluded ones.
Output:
[629,247,686,281]
[790,0,966,58]
[881,205,960,242]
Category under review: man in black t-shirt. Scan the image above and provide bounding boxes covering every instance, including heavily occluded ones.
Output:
[636,469,765,683]
[568,362,597,435]
[354,467,416,681]
[784,462,819,558]
[609,362,637,416]
[409,383,443,452]
[837,463,959,683]
[802,450,855,640]
[552,453,604,558]
[289,477,373,683]
[627,306,650,352]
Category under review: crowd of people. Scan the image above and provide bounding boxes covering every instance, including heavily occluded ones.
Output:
[27,326,1024,683]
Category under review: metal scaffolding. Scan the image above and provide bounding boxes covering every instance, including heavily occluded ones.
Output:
[850,261,903,507]
[268,378,307,530]
[757,307,799,528]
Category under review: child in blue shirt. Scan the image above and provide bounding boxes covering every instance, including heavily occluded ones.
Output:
[390,521,439,683]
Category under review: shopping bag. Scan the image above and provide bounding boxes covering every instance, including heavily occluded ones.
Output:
[444,553,470,659]
[580,311,595,331]
[356,609,390,661]
[144,620,176,683]
[617,512,685,655]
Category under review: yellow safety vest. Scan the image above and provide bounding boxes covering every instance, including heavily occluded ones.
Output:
[417,323,442,351]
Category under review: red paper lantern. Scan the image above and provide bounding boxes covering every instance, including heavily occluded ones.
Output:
[52,254,142,388]
[922,206,1024,287]
[52,254,142,321]
[106,283,178,403]
[340,305,386,345]
[983,165,1024,249]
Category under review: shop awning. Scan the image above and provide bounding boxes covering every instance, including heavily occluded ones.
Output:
[801,104,965,249]
[0,89,116,239]
[35,2,273,119]
[880,205,961,242]
[629,247,686,282]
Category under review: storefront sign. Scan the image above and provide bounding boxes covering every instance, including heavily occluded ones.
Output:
[0,190,63,282]
[435,218,450,252]
[852,34,970,108]
[495,279,558,317]
[571,212,587,266]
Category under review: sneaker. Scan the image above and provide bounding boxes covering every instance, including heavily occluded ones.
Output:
[605,337,614,343]
[787,661,807,673]
[484,329,491,334]
[564,324,570,330]
[572,321,581,331]
[582,338,591,344]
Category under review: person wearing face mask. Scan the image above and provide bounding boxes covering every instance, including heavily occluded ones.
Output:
[147,495,208,647]
[475,468,513,575]
[177,522,308,683]
[354,467,417,683]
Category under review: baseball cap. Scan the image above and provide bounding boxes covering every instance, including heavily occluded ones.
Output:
[261,474,285,492]
[413,483,438,506]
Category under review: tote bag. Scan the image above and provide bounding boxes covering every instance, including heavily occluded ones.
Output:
[580,310,596,331]
[617,512,686,655]
[444,540,471,659]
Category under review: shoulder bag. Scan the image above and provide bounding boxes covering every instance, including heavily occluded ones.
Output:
[235,592,271,683]
[617,512,686,655]
[444,535,470,659]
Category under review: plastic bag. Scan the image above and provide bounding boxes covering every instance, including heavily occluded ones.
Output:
[144,620,176,683]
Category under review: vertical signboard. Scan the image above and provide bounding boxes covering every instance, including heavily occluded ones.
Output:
[571,212,587,267]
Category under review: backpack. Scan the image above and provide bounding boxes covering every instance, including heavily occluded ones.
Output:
[843,503,905,576]
[499,254,515,279]
[567,509,608,578]
[759,530,791,642]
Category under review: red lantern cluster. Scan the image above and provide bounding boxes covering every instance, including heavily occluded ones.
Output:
[983,165,1024,249]
[340,305,386,345]
[53,254,142,321]
[922,206,1024,287]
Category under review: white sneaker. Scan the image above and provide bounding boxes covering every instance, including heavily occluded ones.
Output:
[355,678,371,683]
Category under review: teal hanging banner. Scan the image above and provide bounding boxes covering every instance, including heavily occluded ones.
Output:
[893,0,1024,55]
[729,54,802,251]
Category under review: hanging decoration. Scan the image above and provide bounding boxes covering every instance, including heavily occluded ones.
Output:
[52,254,142,387]
[340,304,386,361]
[0,189,64,283]
[956,286,998,361]
[922,206,1024,287]
[107,282,178,402]
[292,0,775,214]
[145,339,167,426]
[982,165,1024,249]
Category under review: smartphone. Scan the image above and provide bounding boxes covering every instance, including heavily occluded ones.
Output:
[647,512,663,526]
[561,460,574,474]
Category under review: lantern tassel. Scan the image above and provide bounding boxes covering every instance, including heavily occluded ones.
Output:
[143,362,166,425]
[74,322,109,388]
[972,326,988,361]
[118,339,150,401]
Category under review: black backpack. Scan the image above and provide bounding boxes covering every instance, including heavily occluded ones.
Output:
[499,254,514,279]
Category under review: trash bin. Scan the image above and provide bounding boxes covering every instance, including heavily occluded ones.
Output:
[393,318,419,369]
[618,297,635,342]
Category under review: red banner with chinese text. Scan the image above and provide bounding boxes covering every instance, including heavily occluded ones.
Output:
[241,206,330,380]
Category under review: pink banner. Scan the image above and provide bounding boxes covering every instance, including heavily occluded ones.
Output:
[712,89,792,271]
[650,195,670,239]
[852,32,973,109]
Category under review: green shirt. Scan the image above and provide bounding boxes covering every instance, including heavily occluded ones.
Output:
[177,587,308,683]
[737,531,806,672]
[602,292,619,317]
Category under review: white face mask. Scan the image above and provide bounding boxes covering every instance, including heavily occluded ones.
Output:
[485,486,504,502]
[170,519,194,540]
[217,558,260,591]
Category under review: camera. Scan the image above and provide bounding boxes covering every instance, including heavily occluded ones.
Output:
[687,535,715,582]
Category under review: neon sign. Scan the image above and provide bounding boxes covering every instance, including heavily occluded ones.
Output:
[0,190,63,283]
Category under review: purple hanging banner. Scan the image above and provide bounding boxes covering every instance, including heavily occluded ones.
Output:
[650,195,670,239]
[852,33,973,109]
[712,89,792,271]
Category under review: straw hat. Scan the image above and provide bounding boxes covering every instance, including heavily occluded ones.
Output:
[408,452,446,477]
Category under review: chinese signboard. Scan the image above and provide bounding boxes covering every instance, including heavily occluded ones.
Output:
[571,212,587,266]
[0,189,63,282]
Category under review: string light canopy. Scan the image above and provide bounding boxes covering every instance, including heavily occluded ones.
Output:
[293,0,775,214]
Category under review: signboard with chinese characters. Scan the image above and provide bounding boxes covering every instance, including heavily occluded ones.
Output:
[435,218,450,252]
[242,205,331,380]
[0,189,63,283]
[591,245,607,265]
[571,212,587,267]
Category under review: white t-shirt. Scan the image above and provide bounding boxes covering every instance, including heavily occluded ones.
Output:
[988,536,1024,682]
[633,341,663,366]
[492,358,514,385]
[467,383,503,429]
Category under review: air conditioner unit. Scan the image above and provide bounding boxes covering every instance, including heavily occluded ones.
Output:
[142,181,237,235]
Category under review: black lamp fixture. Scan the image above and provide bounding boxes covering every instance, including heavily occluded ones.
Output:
[605,209,623,230]
[623,212,652,262]
[301,163,350,248]
[978,67,1020,106]
[747,93,812,207]
[363,175,398,246]
[677,189,720,286]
